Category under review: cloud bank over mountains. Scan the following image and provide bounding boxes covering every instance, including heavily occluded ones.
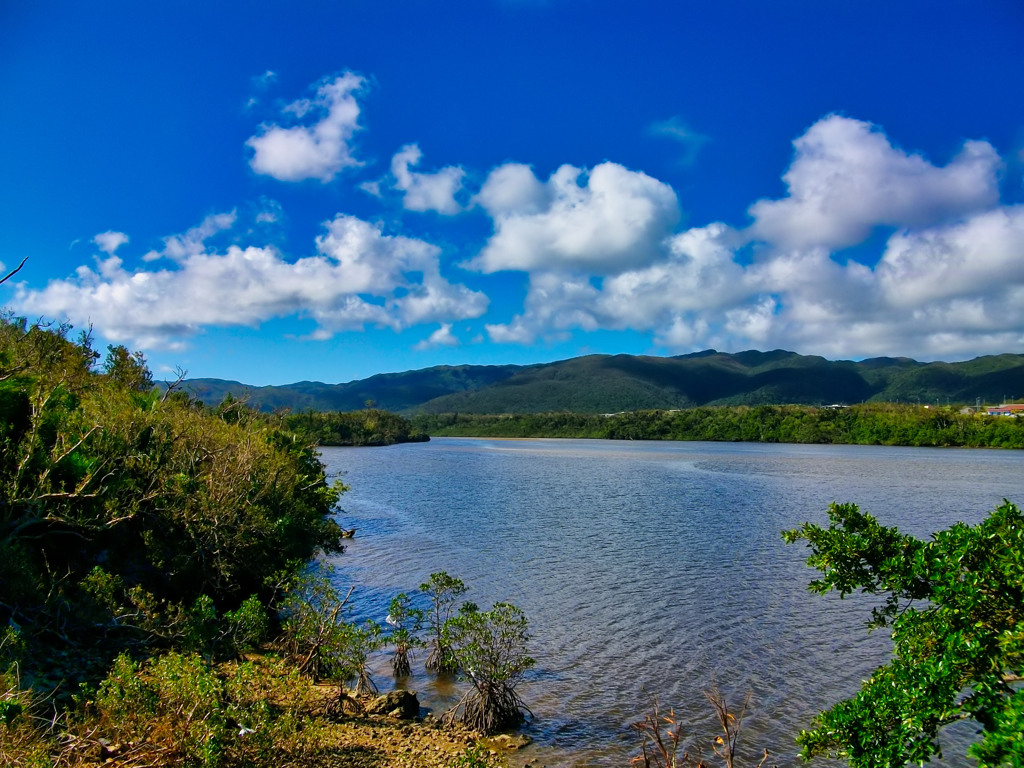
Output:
[15,71,1023,362]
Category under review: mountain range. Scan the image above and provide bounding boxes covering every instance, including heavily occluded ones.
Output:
[177,350,1024,415]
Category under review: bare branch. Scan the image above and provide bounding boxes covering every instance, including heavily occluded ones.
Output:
[160,366,189,402]
[0,256,28,286]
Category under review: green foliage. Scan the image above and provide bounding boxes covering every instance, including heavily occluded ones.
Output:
[450,744,501,767]
[281,408,429,446]
[385,592,423,677]
[0,668,52,768]
[442,601,535,735]
[420,571,468,673]
[0,316,344,685]
[89,651,307,768]
[280,571,382,697]
[102,344,154,392]
[784,500,1024,767]
[0,623,25,675]
[176,594,269,660]
[413,403,1024,448]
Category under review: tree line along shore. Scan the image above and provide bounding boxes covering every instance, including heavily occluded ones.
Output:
[409,403,1024,448]
[269,399,1024,449]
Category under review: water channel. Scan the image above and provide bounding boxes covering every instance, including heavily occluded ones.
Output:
[318,438,1023,767]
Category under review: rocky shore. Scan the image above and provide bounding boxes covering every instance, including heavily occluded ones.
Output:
[289,687,533,768]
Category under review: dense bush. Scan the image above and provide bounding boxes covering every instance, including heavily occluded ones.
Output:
[0,317,345,685]
[0,317,539,767]
[280,408,428,446]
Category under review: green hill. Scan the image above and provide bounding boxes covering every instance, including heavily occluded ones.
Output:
[181,364,524,413]
[176,350,1024,415]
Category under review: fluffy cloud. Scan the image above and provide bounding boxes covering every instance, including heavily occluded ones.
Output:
[390,144,465,214]
[877,206,1024,307]
[144,212,237,262]
[747,115,1002,251]
[92,231,129,255]
[484,223,749,345]
[473,161,680,274]
[15,212,486,349]
[247,73,365,182]
[414,323,460,350]
[482,117,1024,361]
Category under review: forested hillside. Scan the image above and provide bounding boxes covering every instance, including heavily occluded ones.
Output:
[178,350,1024,415]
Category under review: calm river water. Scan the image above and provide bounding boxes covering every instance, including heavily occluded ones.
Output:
[318,439,1023,767]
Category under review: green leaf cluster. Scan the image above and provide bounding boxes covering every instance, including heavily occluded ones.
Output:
[279,570,381,691]
[85,651,311,767]
[785,500,1024,766]
[444,602,535,689]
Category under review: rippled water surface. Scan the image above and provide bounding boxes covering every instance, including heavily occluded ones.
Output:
[318,439,1023,767]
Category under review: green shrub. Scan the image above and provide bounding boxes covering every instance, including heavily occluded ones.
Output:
[90,651,309,768]
[785,500,1024,767]
[280,571,382,698]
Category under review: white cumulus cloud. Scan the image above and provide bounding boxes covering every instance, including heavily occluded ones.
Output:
[473,161,680,274]
[747,115,1002,252]
[92,231,129,255]
[414,323,460,350]
[480,117,1024,361]
[484,223,750,345]
[877,206,1024,307]
[247,73,366,182]
[14,212,487,349]
[390,144,465,214]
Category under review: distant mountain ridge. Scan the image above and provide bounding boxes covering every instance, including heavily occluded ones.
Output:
[177,350,1024,415]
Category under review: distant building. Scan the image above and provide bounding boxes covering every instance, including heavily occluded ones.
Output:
[986,404,1024,417]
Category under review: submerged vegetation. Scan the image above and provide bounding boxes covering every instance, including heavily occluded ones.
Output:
[413,403,1024,447]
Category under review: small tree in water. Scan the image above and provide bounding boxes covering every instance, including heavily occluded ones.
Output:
[442,601,535,735]
[385,592,423,677]
[419,571,467,673]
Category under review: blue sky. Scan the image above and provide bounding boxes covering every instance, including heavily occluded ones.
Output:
[2,1,1023,385]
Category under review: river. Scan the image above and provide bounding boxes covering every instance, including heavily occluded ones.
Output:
[318,438,1023,767]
